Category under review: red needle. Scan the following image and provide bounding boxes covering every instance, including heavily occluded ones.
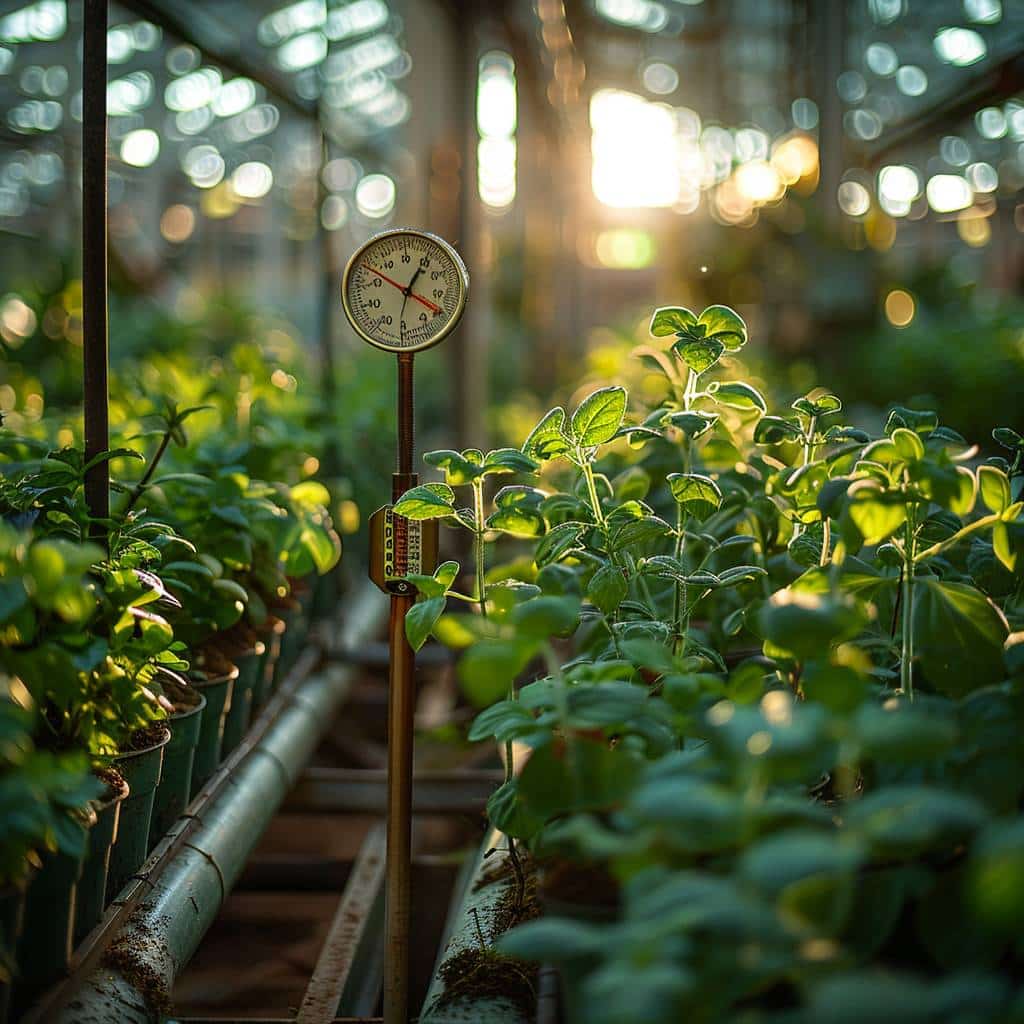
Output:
[365,264,442,315]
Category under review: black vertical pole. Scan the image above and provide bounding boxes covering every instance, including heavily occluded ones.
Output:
[82,0,109,536]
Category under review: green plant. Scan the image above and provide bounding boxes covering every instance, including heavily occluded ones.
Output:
[405,301,1024,1024]
[0,686,103,890]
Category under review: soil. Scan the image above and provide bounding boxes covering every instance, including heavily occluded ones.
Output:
[213,621,261,659]
[539,858,620,912]
[102,936,172,1017]
[432,847,542,1016]
[156,673,203,715]
[435,946,536,1018]
[92,765,128,802]
[121,723,171,753]
[192,644,237,681]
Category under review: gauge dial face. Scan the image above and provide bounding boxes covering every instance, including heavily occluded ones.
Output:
[341,229,469,353]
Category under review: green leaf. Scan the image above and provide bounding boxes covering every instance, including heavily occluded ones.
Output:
[535,521,586,567]
[913,579,1009,697]
[570,387,628,447]
[978,465,1011,514]
[587,562,627,616]
[487,508,546,538]
[393,483,455,520]
[518,738,643,822]
[890,427,925,463]
[847,786,987,860]
[754,416,804,445]
[758,591,864,659]
[666,411,719,440]
[487,485,547,537]
[523,407,571,461]
[497,918,604,962]
[610,514,672,550]
[405,595,446,652]
[458,639,534,706]
[620,638,677,674]
[847,482,907,545]
[434,560,459,590]
[510,595,580,639]
[486,779,545,840]
[698,304,747,350]
[707,381,766,414]
[885,406,939,436]
[649,306,697,337]
[792,391,843,418]
[423,449,483,486]
[667,473,722,520]
[483,448,539,475]
[467,701,536,743]
[290,480,331,506]
[993,427,1023,451]
[672,336,723,374]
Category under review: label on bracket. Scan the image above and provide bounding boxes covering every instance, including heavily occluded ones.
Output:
[368,504,439,595]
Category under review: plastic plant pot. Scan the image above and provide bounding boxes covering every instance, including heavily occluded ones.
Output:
[255,616,285,703]
[220,656,257,758]
[237,642,267,713]
[275,605,307,685]
[189,668,238,798]
[148,692,206,852]
[105,727,171,903]
[15,807,95,999]
[0,882,27,1024]
[73,776,129,945]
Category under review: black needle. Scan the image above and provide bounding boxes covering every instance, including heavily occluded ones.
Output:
[399,266,423,340]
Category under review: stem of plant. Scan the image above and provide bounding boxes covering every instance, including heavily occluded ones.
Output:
[123,427,172,513]
[672,504,687,656]
[819,516,831,567]
[475,476,526,911]
[900,502,916,700]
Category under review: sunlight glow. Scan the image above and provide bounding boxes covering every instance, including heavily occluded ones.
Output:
[591,89,680,208]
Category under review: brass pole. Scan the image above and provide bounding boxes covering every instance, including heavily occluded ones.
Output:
[384,353,416,1023]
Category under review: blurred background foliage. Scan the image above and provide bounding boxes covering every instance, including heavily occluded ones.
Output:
[0,0,1022,507]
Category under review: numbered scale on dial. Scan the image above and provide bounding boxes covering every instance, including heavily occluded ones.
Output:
[341,228,469,354]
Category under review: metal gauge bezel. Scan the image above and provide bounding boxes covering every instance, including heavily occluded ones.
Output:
[341,228,469,354]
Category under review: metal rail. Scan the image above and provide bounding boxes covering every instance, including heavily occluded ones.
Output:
[283,768,503,816]
[296,824,387,1024]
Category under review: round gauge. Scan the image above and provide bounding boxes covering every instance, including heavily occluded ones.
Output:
[341,228,469,353]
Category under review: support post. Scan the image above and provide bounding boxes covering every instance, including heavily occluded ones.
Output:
[82,0,109,535]
[384,352,417,1023]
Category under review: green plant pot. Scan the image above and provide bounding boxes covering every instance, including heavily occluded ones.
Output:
[220,657,257,757]
[73,779,128,945]
[0,882,27,1024]
[16,810,93,998]
[275,604,309,685]
[256,616,285,702]
[148,693,206,852]
[189,669,237,798]
[311,567,338,621]
[105,728,170,903]
[240,641,268,712]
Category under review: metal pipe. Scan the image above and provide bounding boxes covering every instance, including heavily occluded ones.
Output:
[49,584,386,1024]
[420,829,532,1023]
[82,0,109,534]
